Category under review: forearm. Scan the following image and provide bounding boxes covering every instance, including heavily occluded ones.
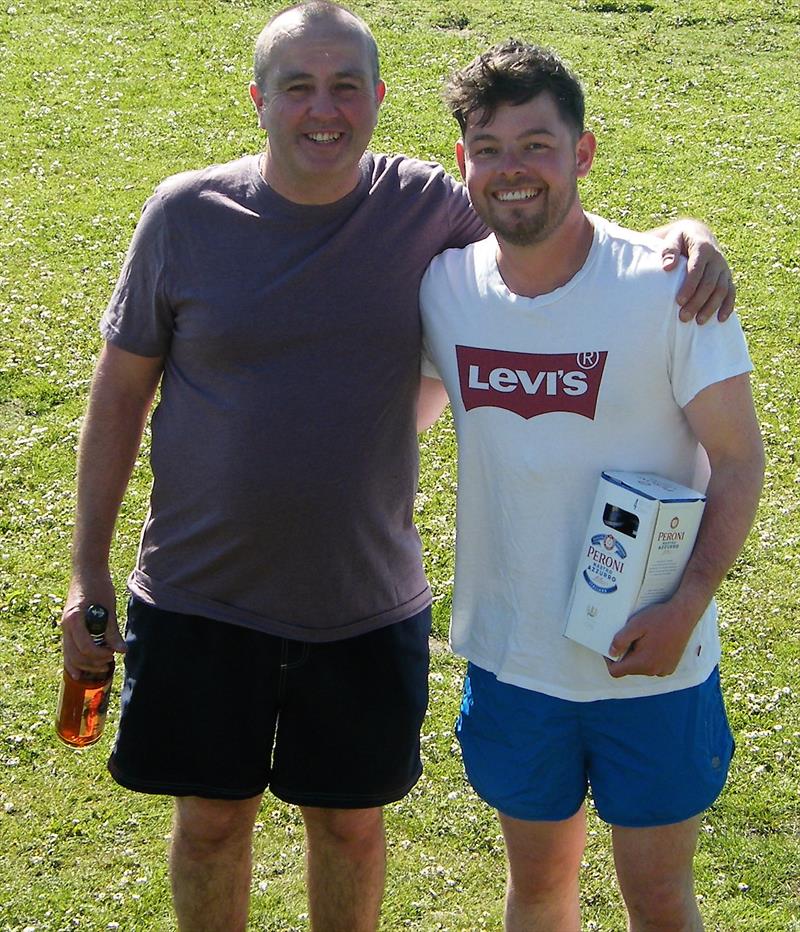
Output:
[71,348,161,576]
[671,454,764,625]
[608,451,763,675]
[61,344,162,670]
[607,373,762,676]
[72,403,145,573]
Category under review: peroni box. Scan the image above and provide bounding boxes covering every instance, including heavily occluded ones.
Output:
[564,470,706,659]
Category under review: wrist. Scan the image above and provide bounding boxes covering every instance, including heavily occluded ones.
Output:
[669,582,712,630]
[69,564,113,591]
[71,538,112,575]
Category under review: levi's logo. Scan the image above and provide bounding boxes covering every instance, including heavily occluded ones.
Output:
[456,346,607,420]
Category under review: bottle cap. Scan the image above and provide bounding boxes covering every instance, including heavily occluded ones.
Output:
[85,604,109,637]
[602,504,639,538]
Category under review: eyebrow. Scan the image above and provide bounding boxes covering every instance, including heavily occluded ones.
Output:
[468,127,557,143]
[277,68,368,84]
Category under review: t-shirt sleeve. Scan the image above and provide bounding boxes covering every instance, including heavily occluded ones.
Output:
[420,263,444,381]
[443,173,488,250]
[420,348,442,380]
[669,308,753,409]
[100,192,174,357]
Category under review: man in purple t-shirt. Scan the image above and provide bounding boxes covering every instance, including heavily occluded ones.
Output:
[59,3,737,930]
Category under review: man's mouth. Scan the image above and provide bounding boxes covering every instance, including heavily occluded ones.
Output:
[494,188,541,202]
[305,132,344,144]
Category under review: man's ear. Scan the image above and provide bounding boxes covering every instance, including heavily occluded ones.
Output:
[575,131,596,178]
[249,82,268,130]
[375,80,386,106]
[456,139,467,181]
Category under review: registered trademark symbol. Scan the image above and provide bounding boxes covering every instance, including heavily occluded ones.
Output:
[577,351,601,369]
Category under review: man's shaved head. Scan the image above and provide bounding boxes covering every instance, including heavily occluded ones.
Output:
[253,1,380,91]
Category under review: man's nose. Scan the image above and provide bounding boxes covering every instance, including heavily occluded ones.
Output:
[308,89,338,118]
[497,150,526,176]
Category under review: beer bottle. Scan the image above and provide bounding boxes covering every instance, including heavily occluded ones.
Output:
[55,604,115,748]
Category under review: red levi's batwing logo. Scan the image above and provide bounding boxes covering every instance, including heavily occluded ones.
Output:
[456,346,608,420]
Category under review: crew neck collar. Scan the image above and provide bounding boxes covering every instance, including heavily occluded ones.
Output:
[250,153,373,215]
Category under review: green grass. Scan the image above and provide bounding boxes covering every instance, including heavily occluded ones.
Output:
[1,0,798,928]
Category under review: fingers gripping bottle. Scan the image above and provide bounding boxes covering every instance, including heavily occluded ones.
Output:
[55,604,115,748]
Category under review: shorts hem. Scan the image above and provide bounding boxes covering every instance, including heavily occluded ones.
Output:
[270,766,423,809]
[597,793,724,829]
[495,802,584,823]
[469,775,583,823]
[107,758,267,801]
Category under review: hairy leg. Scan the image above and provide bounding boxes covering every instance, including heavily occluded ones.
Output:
[169,794,262,932]
[612,815,704,932]
[301,806,386,932]
[499,806,586,932]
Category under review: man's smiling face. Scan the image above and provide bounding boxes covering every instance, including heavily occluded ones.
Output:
[457,92,592,247]
[251,13,385,205]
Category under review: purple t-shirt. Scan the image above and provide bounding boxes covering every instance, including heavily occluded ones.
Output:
[102,153,485,640]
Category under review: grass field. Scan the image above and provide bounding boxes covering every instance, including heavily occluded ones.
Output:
[1,0,798,928]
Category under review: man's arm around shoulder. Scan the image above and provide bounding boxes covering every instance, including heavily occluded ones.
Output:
[607,372,764,677]
[61,343,163,679]
[650,218,736,324]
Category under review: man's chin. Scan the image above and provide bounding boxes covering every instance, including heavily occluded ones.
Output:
[494,222,547,247]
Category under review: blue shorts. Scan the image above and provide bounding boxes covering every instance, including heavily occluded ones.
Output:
[456,663,734,828]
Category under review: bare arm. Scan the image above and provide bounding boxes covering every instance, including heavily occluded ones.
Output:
[417,375,450,433]
[649,218,736,324]
[61,343,164,678]
[607,373,764,677]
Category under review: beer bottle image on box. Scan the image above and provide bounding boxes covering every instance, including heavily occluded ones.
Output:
[55,604,115,748]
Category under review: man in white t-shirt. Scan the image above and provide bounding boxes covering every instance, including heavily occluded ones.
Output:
[418,41,764,931]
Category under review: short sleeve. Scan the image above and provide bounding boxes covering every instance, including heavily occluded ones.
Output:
[420,260,445,381]
[443,174,487,251]
[669,310,753,409]
[100,193,174,357]
[421,345,442,380]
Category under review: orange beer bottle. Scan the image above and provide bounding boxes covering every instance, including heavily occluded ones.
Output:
[55,604,115,748]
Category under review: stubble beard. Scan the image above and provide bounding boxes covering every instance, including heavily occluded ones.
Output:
[486,180,578,247]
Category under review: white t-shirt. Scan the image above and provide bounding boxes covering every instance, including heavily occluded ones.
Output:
[420,214,752,701]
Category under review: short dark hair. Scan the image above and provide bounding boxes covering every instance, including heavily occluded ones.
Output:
[445,40,585,137]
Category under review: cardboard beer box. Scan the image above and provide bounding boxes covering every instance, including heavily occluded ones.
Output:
[564,470,706,659]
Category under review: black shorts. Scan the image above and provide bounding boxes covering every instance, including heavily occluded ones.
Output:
[108,598,431,807]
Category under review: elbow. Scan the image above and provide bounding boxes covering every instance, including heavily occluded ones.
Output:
[747,430,766,493]
[707,435,765,513]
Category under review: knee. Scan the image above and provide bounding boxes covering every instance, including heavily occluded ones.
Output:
[507,857,579,905]
[173,796,261,853]
[302,806,384,855]
[623,878,698,930]
[505,839,583,902]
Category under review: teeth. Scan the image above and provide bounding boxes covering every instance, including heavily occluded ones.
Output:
[307,132,342,143]
[495,189,539,202]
